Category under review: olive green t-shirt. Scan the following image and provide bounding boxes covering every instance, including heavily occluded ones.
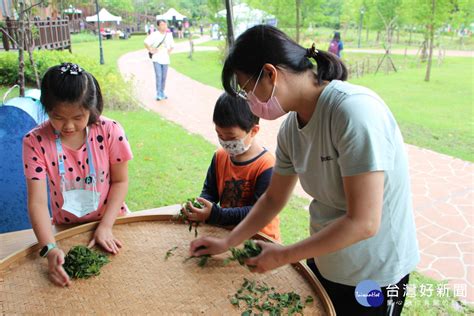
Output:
[275,80,419,286]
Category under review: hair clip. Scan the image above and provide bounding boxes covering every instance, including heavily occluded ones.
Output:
[59,63,83,75]
[305,43,319,58]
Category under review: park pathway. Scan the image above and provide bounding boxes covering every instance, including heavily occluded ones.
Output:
[118,37,473,304]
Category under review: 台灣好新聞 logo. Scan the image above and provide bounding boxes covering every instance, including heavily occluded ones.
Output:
[355,280,384,307]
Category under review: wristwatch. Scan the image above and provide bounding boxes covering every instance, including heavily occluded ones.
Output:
[39,243,57,258]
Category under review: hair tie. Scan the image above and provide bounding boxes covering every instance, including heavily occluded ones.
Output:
[59,63,83,75]
[305,43,319,58]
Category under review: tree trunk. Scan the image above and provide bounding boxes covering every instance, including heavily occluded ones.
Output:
[421,35,428,62]
[376,30,380,43]
[424,0,436,82]
[18,1,25,97]
[295,0,301,43]
[26,14,40,88]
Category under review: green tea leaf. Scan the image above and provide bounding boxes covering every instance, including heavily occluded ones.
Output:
[230,297,239,306]
[164,246,178,260]
[174,197,202,237]
[226,240,262,268]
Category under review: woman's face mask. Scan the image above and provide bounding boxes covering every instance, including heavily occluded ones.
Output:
[242,68,287,120]
[218,133,251,157]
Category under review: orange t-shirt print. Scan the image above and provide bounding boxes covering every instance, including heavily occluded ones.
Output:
[214,148,281,241]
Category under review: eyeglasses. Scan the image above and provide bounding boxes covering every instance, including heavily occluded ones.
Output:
[235,75,254,100]
[235,68,266,101]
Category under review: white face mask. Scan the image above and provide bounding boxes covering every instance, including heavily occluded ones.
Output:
[218,133,251,157]
[62,184,101,218]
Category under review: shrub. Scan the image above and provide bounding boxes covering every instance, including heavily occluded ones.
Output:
[0,50,138,111]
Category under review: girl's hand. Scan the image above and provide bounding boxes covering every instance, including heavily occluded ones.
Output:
[47,248,71,287]
[189,236,230,257]
[88,225,123,255]
[182,197,212,222]
[245,241,288,273]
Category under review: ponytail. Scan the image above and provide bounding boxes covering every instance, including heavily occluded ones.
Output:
[304,43,347,84]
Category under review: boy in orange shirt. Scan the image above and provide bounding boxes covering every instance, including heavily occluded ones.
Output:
[183,93,280,241]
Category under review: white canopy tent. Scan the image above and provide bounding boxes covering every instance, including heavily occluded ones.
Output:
[156,8,187,21]
[86,8,122,23]
[217,3,276,38]
[63,5,82,15]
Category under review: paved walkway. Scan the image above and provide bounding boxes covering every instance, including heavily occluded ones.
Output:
[118,38,473,304]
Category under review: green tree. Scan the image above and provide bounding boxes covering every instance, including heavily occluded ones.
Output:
[402,0,451,80]
[100,0,133,14]
[448,0,474,47]
[318,0,344,28]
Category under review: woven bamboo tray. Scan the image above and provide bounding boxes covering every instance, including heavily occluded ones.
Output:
[0,215,335,315]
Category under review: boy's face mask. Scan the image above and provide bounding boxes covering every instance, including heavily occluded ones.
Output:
[219,133,251,157]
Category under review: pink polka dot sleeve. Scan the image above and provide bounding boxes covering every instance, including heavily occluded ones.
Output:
[107,121,133,164]
[22,133,47,180]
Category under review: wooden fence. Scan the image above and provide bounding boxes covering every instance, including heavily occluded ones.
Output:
[1,17,71,52]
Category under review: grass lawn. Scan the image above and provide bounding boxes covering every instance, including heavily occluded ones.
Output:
[171,49,473,161]
[352,57,473,161]
[72,34,147,67]
[173,49,225,89]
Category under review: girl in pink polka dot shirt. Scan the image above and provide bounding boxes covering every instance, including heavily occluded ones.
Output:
[22,63,133,287]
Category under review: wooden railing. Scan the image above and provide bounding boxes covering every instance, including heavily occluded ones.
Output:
[1,17,71,51]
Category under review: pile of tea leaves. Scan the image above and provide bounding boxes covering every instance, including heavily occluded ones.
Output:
[174,198,203,237]
[225,240,262,267]
[230,278,314,315]
[63,245,110,279]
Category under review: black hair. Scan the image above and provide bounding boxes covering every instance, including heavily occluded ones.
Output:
[213,93,259,132]
[40,63,103,125]
[333,31,341,42]
[222,25,347,95]
[157,19,166,26]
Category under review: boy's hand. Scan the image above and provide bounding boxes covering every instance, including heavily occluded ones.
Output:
[47,248,71,287]
[88,224,123,255]
[182,197,212,222]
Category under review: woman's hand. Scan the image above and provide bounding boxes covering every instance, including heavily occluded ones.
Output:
[47,248,71,287]
[88,224,123,254]
[245,241,288,273]
[189,236,230,257]
[182,197,212,222]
